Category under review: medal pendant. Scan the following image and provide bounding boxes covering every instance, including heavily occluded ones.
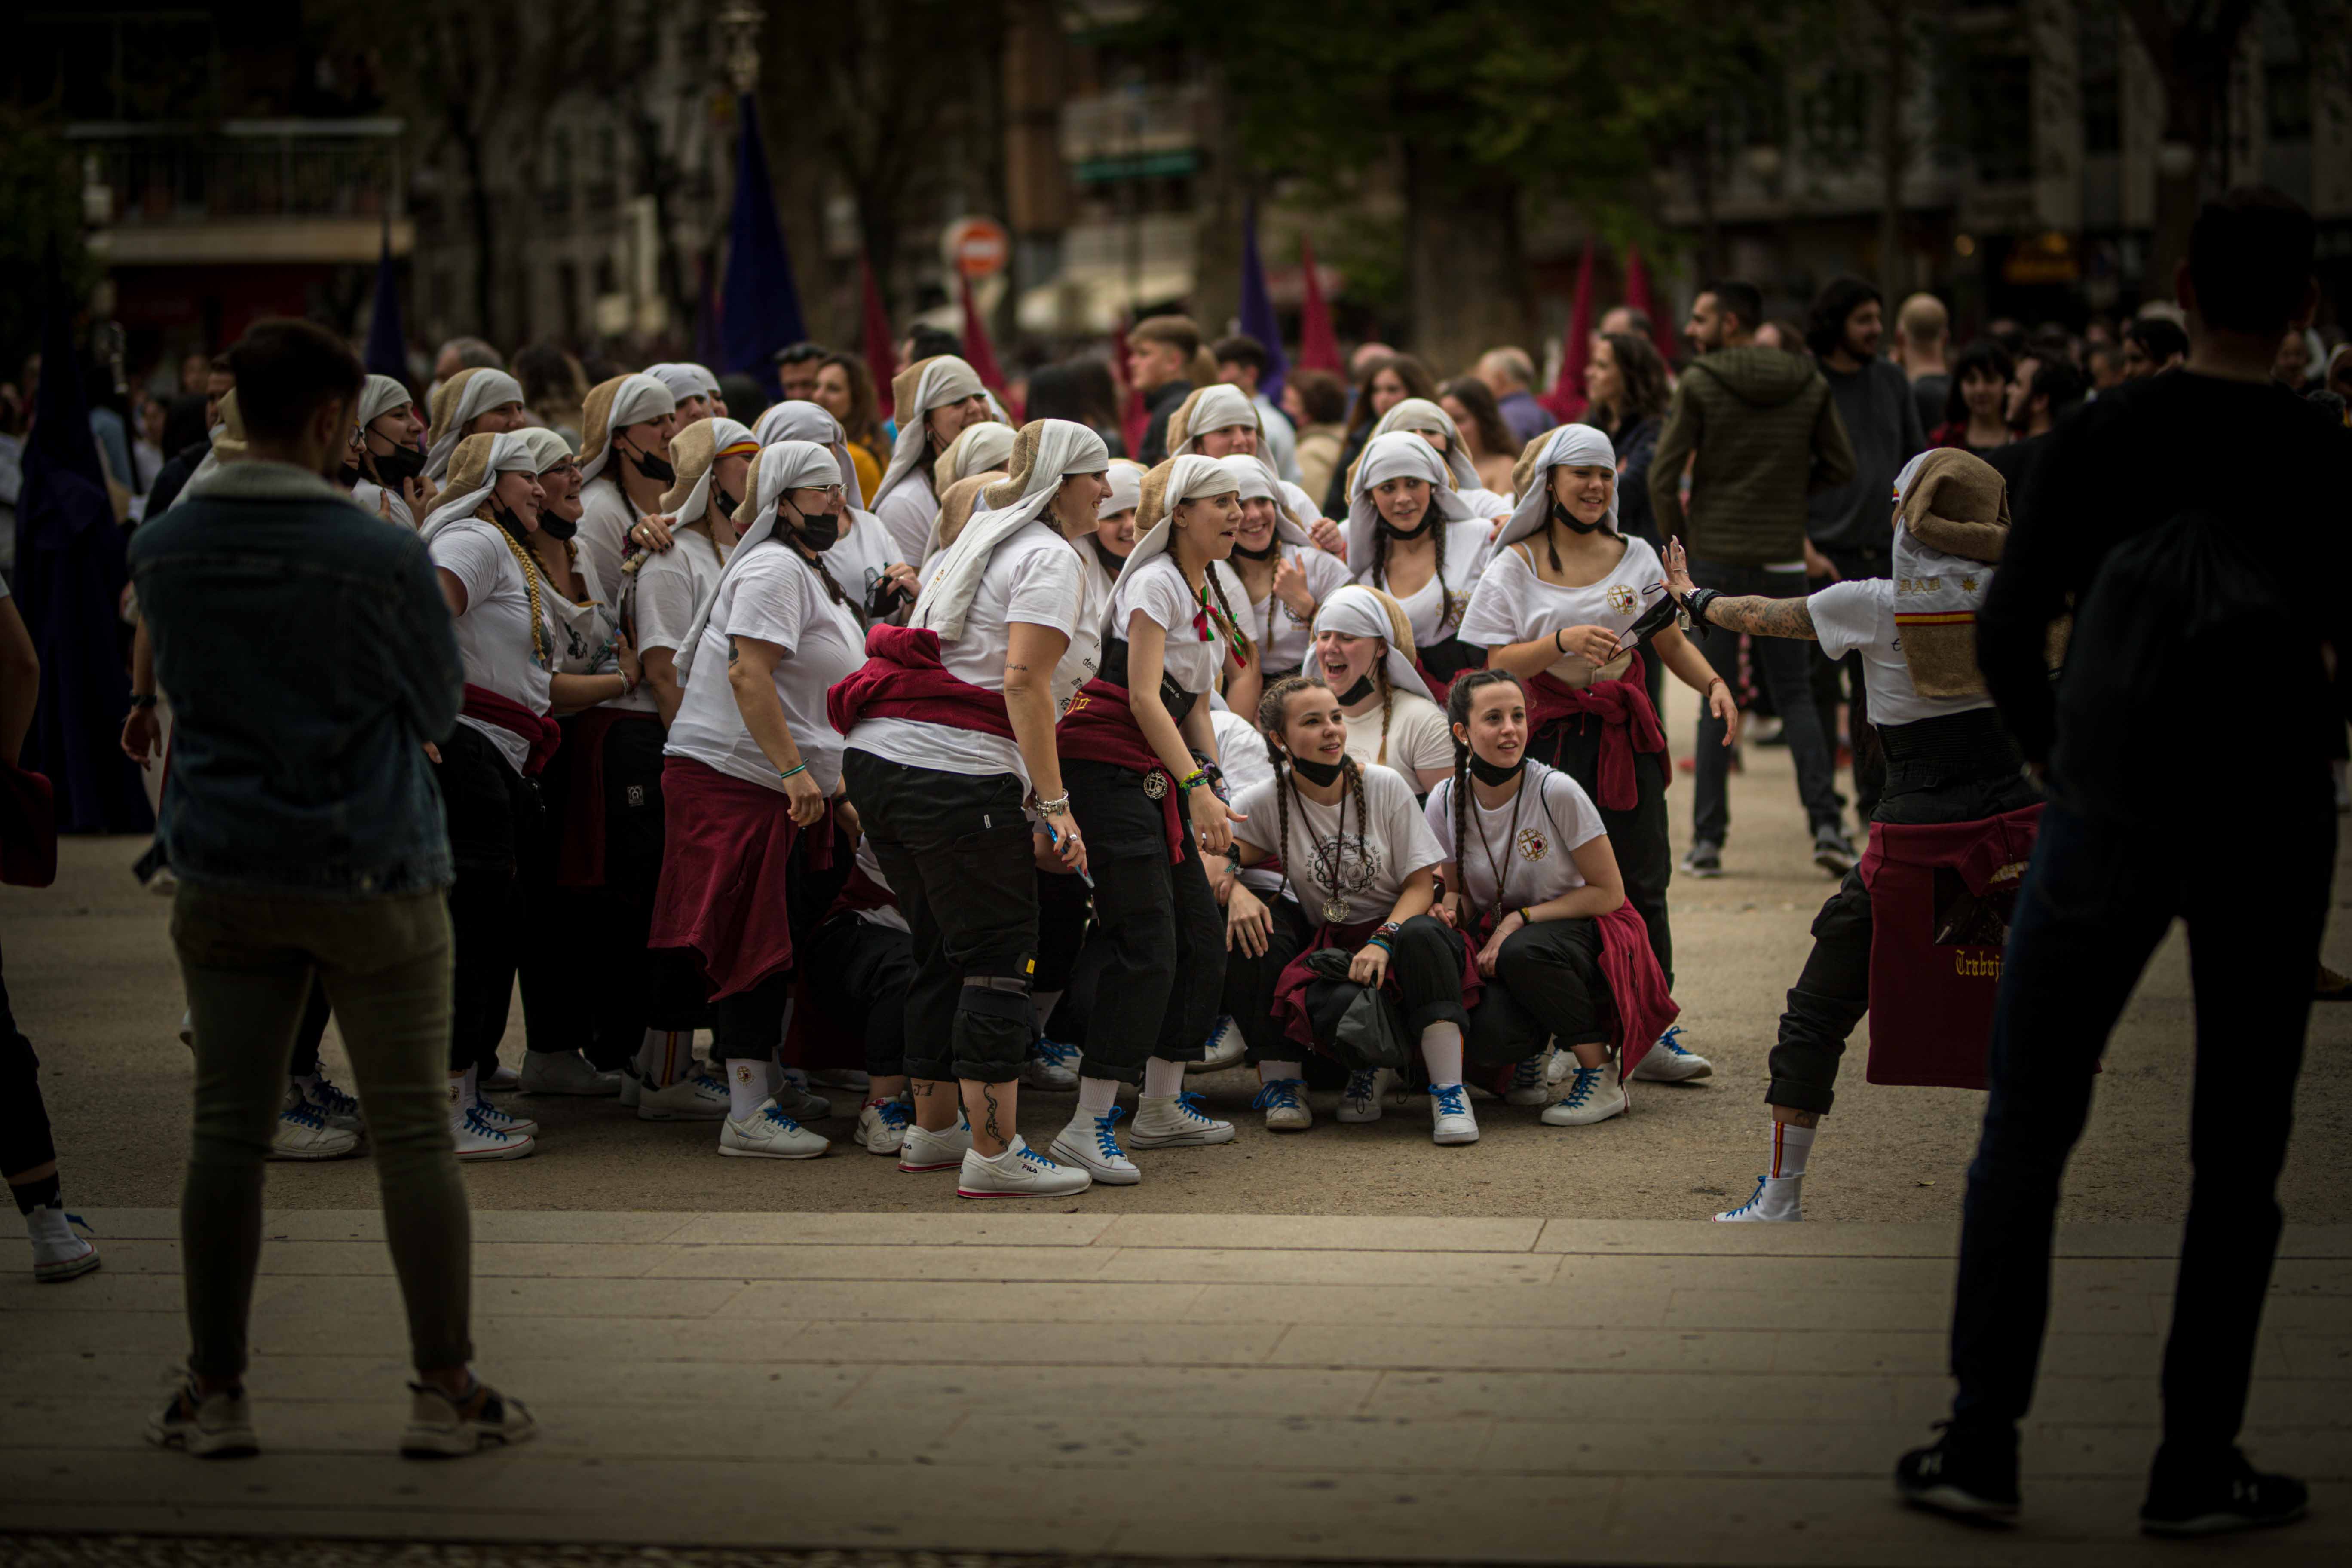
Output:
[1142,771,1169,800]
[1321,896,1348,925]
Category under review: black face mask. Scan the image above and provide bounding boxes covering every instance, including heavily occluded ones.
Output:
[490,501,530,543]
[1337,673,1375,706]
[714,486,740,521]
[1469,751,1526,786]
[1550,499,1605,536]
[1290,754,1346,788]
[786,504,841,554]
[1087,533,1128,576]
[370,441,427,486]
[1231,537,1278,562]
[624,441,675,484]
[1377,508,1436,542]
[539,511,579,542]
[336,461,362,490]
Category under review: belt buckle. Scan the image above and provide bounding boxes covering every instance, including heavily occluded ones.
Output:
[1142,771,1168,800]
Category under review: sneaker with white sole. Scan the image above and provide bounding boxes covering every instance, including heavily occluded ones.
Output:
[449,1088,535,1161]
[178,1010,194,1049]
[1130,1092,1236,1148]
[636,1072,730,1122]
[854,1096,912,1155]
[1050,1107,1140,1185]
[1813,824,1859,877]
[269,1092,361,1161]
[399,1378,536,1459]
[519,1050,622,1096]
[898,1113,973,1173]
[1193,1014,1246,1072]
[1252,1078,1312,1132]
[956,1136,1092,1199]
[1428,1082,1479,1145]
[1680,840,1723,879]
[146,1383,257,1458]
[1632,1025,1712,1082]
[1505,1052,1554,1106]
[1337,1067,1384,1124]
[468,1094,537,1139]
[1023,1037,1080,1091]
[300,1074,364,1132]
[772,1080,833,1122]
[808,1068,872,1093]
[26,1206,100,1283]
[718,1099,829,1159]
[618,1064,643,1109]
[480,1063,522,1092]
[1541,1061,1628,1126]
[1714,1174,1801,1222]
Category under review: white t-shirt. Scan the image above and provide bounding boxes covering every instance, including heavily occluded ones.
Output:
[1110,554,1245,698]
[822,508,901,623]
[350,479,414,530]
[576,481,640,609]
[1343,689,1453,781]
[634,528,726,658]
[1235,545,1353,676]
[1232,762,1442,928]
[559,549,658,714]
[1424,762,1607,916]
[873,472,937,568]
[1058,543,1118,709]
[664,542,868,793]
[429,520,557,774]
[1808,578,1994,728]
[1357,518,1494,650]
[1459,534,1664,686]
[1210,707,1286,900]
[848,518,1083,786]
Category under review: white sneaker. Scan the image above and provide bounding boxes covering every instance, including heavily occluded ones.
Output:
[519,1051,622,1096]
[1192,1015,1246,1072]
[1337,1067,1384,1124]
[808,1068,872,1093]
[480,1063,522,1092]
[177,1010,194,1049]
[897,1114,973,1173]
[450,1096,535,1161]
[1022,1037,1080,1091]
[956,1137,1093,1199]
[637,1072,730,1122]
[718,1099,829,1159]
[1541,1061,1628,1126]
[618,1064,643,1109]
[1427,1082,1479,1145]
[853,1097,912,1155]
[1050,1108,1141,1185]
[300,1074,364,1132]
[772,1079,833,1121]
[1505,1051,1554,1106]
[1632,1026,1713,1082]
[1130,1092,1236,1148]
[398,1378,536,1458]
[469,1094,537,1138]
[146,1383,255,1457]
[1252,1078,1312,1132]
[25,1207,100,1283]
[1715,1174,1802,1222]
[268,1091,361,1161]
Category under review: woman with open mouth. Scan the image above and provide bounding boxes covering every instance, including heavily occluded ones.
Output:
[1307,585,1455,794]
[1341,432,1498,698]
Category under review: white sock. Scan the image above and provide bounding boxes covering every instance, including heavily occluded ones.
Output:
[1419,1022,1465,1087]
[1077,1076,1118,1115]
[1771,1122,1815,1181]
[292,1072,320,1095]
[1142,1057,1185,1098]
[637,1029,683,1087]
[1032,990,1063,1035]
[462,1062,483,1109]
[446,1071,467,1114]
[1259,1060,1303,1084]
[727,1060,768,1121]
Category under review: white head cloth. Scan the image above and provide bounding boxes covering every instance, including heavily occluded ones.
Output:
[672,440,843,684]
[1344,432,1476,565]
[357,374,412,430]
[1170,384,1262,455]
[1278,480,1324,532]
[1496,423,1621,548]
[514,427,576,474]
[424,368,525,480]
[1112,455,1246,599]
[644,362,720,407]
[1309,583,1434,702]
[667,417,758,528]
[755,400,867,509]
[912,419,1109,643]
[1372,397,1480,489]
[420,431,541,540]
[873,355,989,508]
[936,422,1017,491]
[1099,458,1145,520]
[577,374,677,484]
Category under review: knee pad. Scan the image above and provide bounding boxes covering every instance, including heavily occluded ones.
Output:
[958,974,1034,1026]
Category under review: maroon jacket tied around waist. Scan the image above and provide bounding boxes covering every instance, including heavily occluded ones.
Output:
[1524,654,1665,813]
[826,624,1014,739]
[1057,678,1184,863]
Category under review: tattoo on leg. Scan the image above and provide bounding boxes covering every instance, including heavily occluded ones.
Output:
[910,1079,937,1097]
[980,1084,1005,1145]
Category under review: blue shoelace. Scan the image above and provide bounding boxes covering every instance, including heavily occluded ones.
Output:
[1720,1177,1768,1217]
[461,1105,514,1140]
[1655,1025,1690,1057]
[1344,1070,1380,1103]
[1428,1082,1470,1117]
[1201,1014,1234,1050]
[1033,1038,1079,1068]
[870,1099,912,1130]
[1510,1057,1545,1092]
[1251,1078,1305,1110]
[1088,1106,1126,1157]
[761,1105,806,1132]
[1171,1092,1217,1124]
[309,1077,359,1116]
[281,1100,330,1131]
[1558,1065,1604,1108]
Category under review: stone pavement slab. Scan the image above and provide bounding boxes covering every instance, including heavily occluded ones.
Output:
[5,1211,2348,1564]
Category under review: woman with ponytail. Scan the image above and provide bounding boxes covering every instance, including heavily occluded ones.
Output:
[1225,675,1479,1143]
[1425,670,1678,1128]
[1344,432,1496,696]
[1457,423,1732,1084]
[1048,454,1255,1185]
[1308,585,1454,792]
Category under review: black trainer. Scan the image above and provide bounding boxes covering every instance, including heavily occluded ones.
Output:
[1894,1422,2020,1525]
[2139,1448,2308,1537]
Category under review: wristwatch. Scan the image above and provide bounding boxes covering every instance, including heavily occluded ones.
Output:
[129,694,158,710]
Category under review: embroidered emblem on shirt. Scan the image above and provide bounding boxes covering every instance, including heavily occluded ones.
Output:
[1517,827,1549,861]
[1605,584,1637,616]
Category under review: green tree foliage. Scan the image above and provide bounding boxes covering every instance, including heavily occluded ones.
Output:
[0,107,96,377]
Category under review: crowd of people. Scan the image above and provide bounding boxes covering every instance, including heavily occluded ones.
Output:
[2,182,2342,1537]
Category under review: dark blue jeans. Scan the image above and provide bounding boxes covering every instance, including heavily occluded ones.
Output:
[1948,787,2334,1459]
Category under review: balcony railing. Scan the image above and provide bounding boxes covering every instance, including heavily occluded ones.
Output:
[66,119,404,226]
[1060,85,1205,166]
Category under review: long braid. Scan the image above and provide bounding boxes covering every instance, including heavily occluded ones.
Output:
[1203,561,1256,669]
[1547,512,1565,574]
[1372,524,1390,596]
[1259,673,1332,917]
[1375,664,1395,766]
[1342,755,1370,891]
[1445,668,1528,928]
[1450,726,1471,924]
[1432,514,1456,637]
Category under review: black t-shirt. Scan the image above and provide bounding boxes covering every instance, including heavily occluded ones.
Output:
[1977,371,2352,775]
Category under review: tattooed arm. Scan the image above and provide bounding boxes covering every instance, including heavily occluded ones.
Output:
[1699,595,1819,642]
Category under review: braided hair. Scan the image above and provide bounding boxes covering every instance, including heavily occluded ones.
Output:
[1174,497,1258,670]
[1257,672,1369,920]
[1445,668,1528,928]
[1371,488,1457,639]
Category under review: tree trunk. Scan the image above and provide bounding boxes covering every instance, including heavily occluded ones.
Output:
[1403,141,1531,374]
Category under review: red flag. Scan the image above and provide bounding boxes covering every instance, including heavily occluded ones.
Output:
[1621,246,1681,368]
[1539,239,1595,423]
[959,273,1007,400]
[860,256,897,422]
[1295,234,1341,374]
[1111,315,1147,459]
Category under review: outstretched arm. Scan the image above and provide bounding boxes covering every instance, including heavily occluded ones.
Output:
[1662,538,1817,641]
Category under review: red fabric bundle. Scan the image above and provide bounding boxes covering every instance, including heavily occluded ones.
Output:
[1592,903,1678,1077]
[1861,804,2043,1090]
[550,707,655,889]
[825,624,1014,738]
[648,756,809,999]
[1056,679,1182,863]
[1273,917,1485,1055]
[1523,656,1666,812]
[461,684,561,775]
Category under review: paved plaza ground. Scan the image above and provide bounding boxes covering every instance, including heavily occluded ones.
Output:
[4,693,2348,1563]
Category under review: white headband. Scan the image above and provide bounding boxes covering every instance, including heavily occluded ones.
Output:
[755,399,867,510]
[1496,423,1620,548]
[424,369,525,479]
[1309,585,1434,702]
[1099,459,1145,520]
[577,374,678,484]
[357,374,411,430]
[1344,432,1475,567]
[873,355,990,508]
[419,431,539,539]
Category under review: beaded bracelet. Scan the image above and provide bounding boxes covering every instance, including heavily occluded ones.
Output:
[1176,769,1209,792]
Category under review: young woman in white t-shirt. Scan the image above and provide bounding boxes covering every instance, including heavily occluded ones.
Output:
[1226,455,1351,678]
[1344,432,1497,692]
[1047,454,1253,1186]
[572,372,680,597]
[1225,674,1479,1145]
[1426,670,1669,1130]
[1308,584,1455,792]
[1458,422,1733,1087]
